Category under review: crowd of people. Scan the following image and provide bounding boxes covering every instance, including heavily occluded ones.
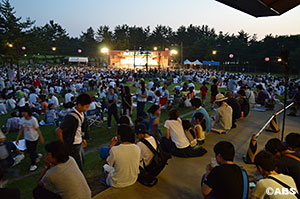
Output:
[0,65,299,199]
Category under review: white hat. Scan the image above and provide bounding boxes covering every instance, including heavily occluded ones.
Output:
[215,93,228,102]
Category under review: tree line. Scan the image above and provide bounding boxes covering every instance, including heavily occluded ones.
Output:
[0,0,299,73]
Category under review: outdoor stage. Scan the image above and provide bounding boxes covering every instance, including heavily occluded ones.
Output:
[108,50,171,69]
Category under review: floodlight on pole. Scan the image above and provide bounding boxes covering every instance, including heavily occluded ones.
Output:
[154,47,158,51]
[170,49,178,55]
[212,50,217,55]
[101,47,109,54]
[52,47,56,51]
[8,43,13,48]
[277,58,282,62]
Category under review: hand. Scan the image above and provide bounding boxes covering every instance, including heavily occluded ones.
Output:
[110,136,118,147]
[16,139,19,146]
[44,157,52,167]
[82,139,87,148]
[40,137,45,145]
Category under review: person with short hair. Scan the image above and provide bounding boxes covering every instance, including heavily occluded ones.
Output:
[191,98,211,132]
[56,94,91,172]
[237,89,250,118]
[65,90,74,103]
[225,91,241,128]
[6,112,20,134]
[285,132,300,152]
[135,124,157,168]
[265,138,300,192]
[16,107,44,172]
[210,79,219,106]
[33,141,91,199]
[193,112,205,145]
[106,87,119,129]
[161,109,207,157]
[202,141,247,199]
[102,124,141,188]
[252,151,298,199]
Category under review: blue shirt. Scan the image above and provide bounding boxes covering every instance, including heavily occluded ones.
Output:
[192,107,211,132]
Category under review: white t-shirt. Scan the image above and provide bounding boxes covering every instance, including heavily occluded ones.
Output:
[51,96,59,108]
[42,157,91,199]
[253,174,298,199]
[29,93,39,104]
[65,93,74,103]
[20,117,39,141]
[164,118,190,149]
[137,136,157,167]
[106,144,140,188]
[18,97,26,107]
[72,108,84,145]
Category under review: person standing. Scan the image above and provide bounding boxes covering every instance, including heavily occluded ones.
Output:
[120,86,133,117]
[210,79,219,107]
[200,82,208,106]
[16,107,44,172]
[136,81,148,119]
[106,87,119,129]
[56,94,91,172]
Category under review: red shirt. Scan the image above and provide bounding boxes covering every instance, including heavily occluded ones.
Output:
[200,86,208,96]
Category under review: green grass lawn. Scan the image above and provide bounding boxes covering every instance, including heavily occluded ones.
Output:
[3,79,218,199]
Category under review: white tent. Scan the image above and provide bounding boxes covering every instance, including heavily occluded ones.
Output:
[184,59,192,65]
[68,57,88,63]
[193,60,203,65]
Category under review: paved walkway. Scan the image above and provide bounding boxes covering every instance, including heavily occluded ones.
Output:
[93,106,300,199]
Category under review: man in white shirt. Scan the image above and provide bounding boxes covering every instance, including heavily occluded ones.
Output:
[29,92,39,105]
[65,90,74,103]
[103,124,140,188]
[252,151,299,199]
[49,94,59,109]
[135,124,157,168]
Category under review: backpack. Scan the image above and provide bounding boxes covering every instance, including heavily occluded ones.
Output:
[138,138,172,187]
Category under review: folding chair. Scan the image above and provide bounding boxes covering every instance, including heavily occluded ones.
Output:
[86,107,102,127]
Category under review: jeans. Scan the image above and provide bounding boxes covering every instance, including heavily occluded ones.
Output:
[25,140,38,165]
[107,105,119,127]
[33,186,62,199]
[70,144,84,172]
[137,101,147,119]
[160,137,207,158]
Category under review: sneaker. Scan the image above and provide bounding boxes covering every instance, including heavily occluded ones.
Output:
[36,153,43,163]
[13,154,25,167]
[29,165,38,172]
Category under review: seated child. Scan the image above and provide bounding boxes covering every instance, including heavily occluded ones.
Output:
[194,112,205,145]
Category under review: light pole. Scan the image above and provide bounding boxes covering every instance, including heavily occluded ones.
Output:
[52,47,56,64]
[101,47,109,67]
[170,49,178,68]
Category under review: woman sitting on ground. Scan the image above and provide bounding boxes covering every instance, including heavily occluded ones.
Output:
[147,105,161,140]
[161,109,207,158]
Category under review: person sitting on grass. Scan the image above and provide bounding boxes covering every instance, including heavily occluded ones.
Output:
[147,104,161,141]
[102,124,141,188]
[161,109,207,157]
[6,112,20,135]
[193,112,205,145]
[211,94,232,134]
[201,141,248,199]
[251,151,299,199]
[45,104,57,124]
[182,120,197,147]
[0,130,24,170]
[33,141,91,199]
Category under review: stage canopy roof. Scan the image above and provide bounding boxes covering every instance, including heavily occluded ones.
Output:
[215,0,300,17]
